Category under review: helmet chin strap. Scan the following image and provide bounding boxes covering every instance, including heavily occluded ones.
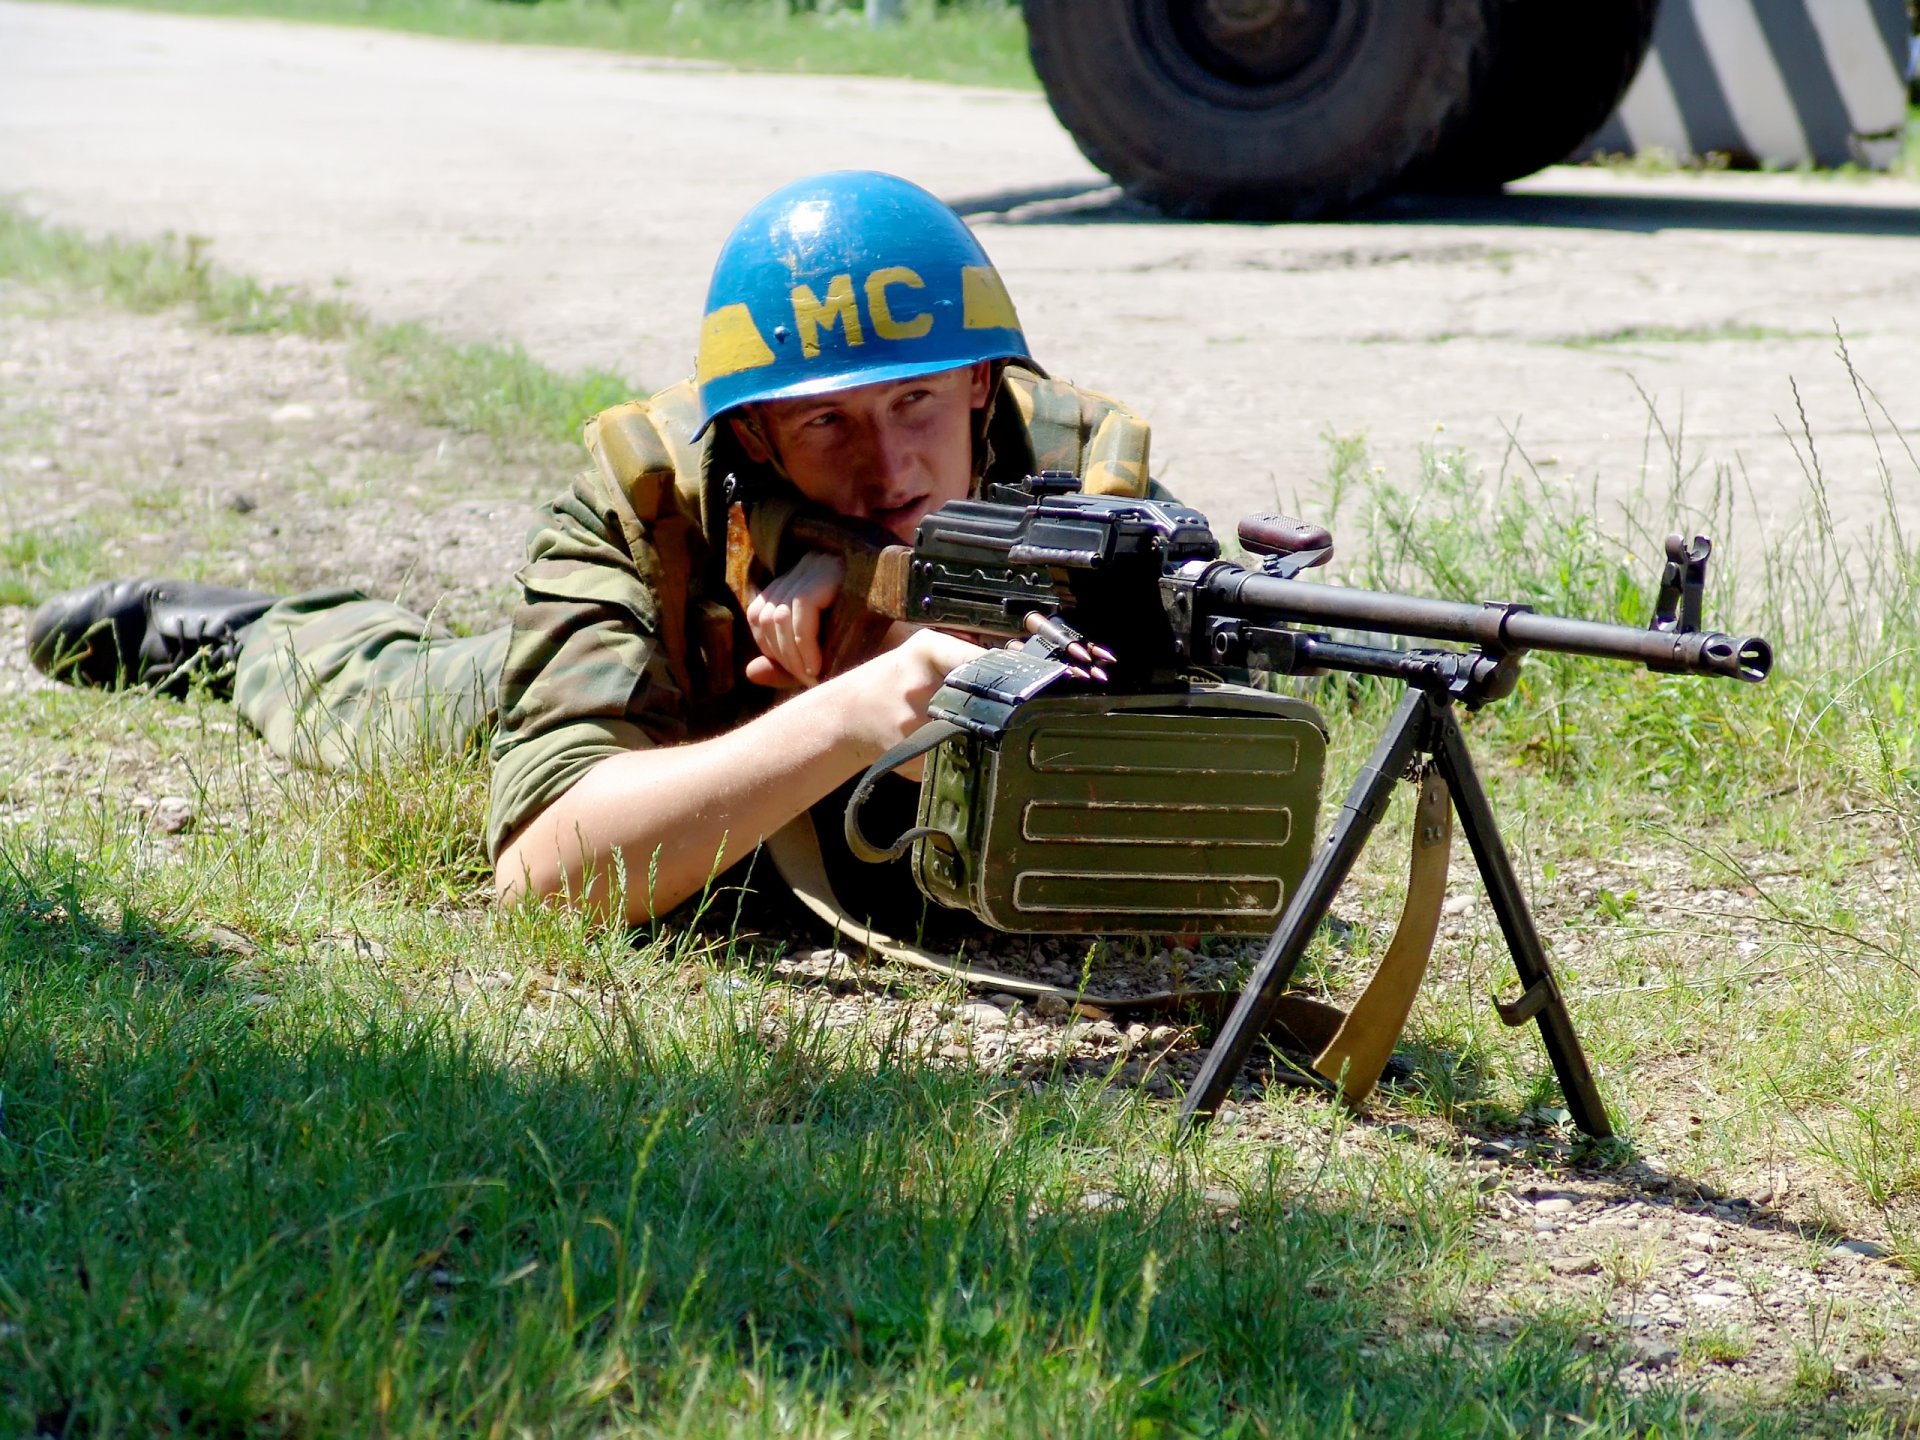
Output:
[970,360,1009,496]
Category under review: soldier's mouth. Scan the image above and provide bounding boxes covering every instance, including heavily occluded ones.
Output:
[870,496,929,539]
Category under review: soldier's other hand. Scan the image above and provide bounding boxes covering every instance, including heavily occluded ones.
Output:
[745,551,844,688]
[846,628,983,760]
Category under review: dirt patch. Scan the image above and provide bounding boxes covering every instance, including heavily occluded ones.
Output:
[0,282,562,633]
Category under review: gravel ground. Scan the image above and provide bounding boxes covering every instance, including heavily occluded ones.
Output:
[3,278,1917,1408]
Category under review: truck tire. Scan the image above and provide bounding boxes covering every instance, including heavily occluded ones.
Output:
[1413,0,1660,190]
[1024,0,1491,220]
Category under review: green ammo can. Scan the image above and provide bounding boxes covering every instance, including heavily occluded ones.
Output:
[910,683,1327,935]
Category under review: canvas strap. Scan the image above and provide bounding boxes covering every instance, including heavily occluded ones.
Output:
[1311,768,1452,1106]
[763,813,1350,1055]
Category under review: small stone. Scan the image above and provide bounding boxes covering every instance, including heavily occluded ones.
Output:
[151,796,195,834]
[270,402,317,424]
[1033,993,1071,1019]
[1684,1230,1719,1252]
[1442,895,1473,917]
[958,1001,1009,1029]
[1078,1190,1125,1213]
[1706,1278,1743,1297]
[1689,1293,1735,1311]
[195,923,257,957]
[1631,1339,1680,1369]
[1533,1197,1576,1215]
[25,455,56,473]
[1829,1238,1890,1260]
[987,992,1023,1010]
[224,491,259,514]
[1549,1255,1599,1276]
[1680,1256,1709,1277]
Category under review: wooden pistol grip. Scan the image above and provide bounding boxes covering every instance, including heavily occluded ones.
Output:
[727,500,913,680]
[820,604,898,680]
[820,544,913,679]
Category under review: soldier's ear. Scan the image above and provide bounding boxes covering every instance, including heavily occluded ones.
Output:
[967,361,992,410]
[729,408,775,466]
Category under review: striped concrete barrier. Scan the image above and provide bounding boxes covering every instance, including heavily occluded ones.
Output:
[1583,0,1912,168]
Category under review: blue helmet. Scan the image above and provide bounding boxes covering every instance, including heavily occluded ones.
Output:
[693,171,1033,436]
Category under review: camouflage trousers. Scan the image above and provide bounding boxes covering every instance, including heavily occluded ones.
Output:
[231,589,508,770]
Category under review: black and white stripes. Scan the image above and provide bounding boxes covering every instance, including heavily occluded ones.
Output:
[1584,0,1912,168]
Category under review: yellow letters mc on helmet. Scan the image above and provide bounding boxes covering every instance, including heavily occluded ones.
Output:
[692,171,1034,437]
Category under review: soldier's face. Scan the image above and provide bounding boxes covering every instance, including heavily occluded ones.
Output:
[734,362,991,544]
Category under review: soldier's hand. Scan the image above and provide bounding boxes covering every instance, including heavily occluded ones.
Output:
[843,627,984,761]
[744,551,844,688]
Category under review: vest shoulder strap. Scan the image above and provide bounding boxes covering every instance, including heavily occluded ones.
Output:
[999,368,1153,499]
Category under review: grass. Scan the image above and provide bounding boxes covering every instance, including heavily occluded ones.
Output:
[1557,322,1830,350]
[42,0,1040,89]
[0,208,634,447]
[1587,105,1920,181]
[6,216,1920,1434]
[1309,348,1920,1225]
[0,530,111,608]
[0,803,1863,1438]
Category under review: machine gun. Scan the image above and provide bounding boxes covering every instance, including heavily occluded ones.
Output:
[726,471,1772,1139]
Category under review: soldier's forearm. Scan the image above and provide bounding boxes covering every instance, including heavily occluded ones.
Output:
[492,678,878,923]
[494,627,981,921]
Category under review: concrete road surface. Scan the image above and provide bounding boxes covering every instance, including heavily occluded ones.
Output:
[5,0,1919,573]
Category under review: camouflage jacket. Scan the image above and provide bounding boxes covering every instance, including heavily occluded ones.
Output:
[486,363,1156,861]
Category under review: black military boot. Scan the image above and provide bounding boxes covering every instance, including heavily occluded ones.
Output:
[26,579,280,699]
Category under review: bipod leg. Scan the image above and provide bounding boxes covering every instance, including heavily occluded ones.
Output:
[1430,706,1614,1139]
[1178,688,1434,1135]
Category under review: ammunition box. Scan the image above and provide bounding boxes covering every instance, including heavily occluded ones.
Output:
[912,684,1326,934]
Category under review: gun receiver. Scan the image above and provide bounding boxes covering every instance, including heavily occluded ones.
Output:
[728,474,1771,693]
[888,481,1771,699]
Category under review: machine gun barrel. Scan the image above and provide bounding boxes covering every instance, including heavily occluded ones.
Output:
[1198,564,1773,683]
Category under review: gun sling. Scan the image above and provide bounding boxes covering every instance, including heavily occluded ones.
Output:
[1310,768,1451,1106]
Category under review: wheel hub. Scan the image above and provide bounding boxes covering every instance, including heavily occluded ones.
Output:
[1190,0,1341,83]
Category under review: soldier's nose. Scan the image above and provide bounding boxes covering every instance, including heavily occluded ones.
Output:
[868,428,922,497]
